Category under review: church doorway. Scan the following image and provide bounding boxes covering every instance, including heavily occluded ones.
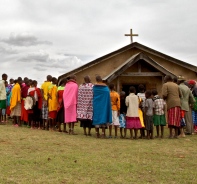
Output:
[122,84,146,96]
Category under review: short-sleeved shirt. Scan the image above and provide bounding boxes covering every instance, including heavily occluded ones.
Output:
[153,95,166,115]
[41,81,51,100]
[145,98,153,116]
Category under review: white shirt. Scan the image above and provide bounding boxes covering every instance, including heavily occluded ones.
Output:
[0,80,6,100]
[125,93,139,117]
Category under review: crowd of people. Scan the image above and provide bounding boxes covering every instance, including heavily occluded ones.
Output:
[0,73,197,139]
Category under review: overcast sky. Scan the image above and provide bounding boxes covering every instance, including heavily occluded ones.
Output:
[1,0,197,86]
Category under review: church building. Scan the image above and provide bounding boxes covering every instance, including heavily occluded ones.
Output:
[58,42,197,95]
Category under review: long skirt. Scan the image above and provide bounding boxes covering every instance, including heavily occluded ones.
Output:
[80,119,94,128]
[126,117,142,129]
[48,111,57,119]
[21,100,29,122]
[28,102,41,122]
[33,102,41,122]
[56,106,64,123]
[167,107,181,127]
[11,102,21,117]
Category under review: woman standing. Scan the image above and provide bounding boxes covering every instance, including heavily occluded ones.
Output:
[63,75,78,135]
[162,75,181,138]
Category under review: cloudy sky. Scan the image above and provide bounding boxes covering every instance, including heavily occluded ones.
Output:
[1,0,197,86]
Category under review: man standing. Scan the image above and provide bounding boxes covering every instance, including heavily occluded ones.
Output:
[162,75,181,138]
[0,74,8,124]
[77,76,94,136]
[177,76,195,137]
[41,75,52,130]
[10,77,22,126]
[63,74,78,135]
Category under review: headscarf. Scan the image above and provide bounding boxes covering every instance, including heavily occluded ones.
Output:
[188,80,196,85]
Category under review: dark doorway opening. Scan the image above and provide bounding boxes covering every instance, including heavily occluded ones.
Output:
[122,84,146,96]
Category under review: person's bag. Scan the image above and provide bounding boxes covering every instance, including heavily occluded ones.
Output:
[24,96,36,110]
[180,117,186,127]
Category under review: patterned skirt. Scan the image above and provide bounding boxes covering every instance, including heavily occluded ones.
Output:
[11,102,21,117]
[167,107,181,127]
[126,117,142,129]
[42,103,48,120]
[119,114,126,128]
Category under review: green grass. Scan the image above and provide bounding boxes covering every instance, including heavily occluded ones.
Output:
[0,122,197,184]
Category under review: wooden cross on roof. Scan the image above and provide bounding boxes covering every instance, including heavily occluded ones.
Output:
[124,29,139,43]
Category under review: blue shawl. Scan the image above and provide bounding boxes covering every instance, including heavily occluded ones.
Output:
[93,85,112,125]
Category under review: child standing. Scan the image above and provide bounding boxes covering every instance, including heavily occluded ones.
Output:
[119,91,127,138]
[108,83,120,138]
[145,90,154,139]
[137,84,146,138]
[152,89,166,138]
[125,86,142,139]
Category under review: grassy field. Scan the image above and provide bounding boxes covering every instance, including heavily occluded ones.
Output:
[0,122,197,184]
